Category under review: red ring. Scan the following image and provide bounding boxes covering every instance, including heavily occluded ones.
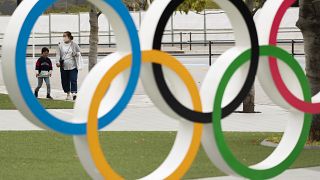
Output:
[269,0,319,114]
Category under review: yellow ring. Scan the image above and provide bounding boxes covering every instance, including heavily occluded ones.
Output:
[87,50,203,179]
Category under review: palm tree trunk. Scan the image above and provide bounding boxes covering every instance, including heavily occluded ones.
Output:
[243,0,255,113]
[17,0,22,5]
[297,0,320,141]
[243,87,255,112]
[245,0,254,11]
[89,5,99,71]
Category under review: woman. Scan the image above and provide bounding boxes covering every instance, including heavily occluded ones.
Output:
[56,31,81,101]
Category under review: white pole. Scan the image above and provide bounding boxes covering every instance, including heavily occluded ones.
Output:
[108,21,111,47]
[139,9,142,28]
[204,9,207,45]
[32,29,35,62]
[78,13,81,45]
[171,15,174,45]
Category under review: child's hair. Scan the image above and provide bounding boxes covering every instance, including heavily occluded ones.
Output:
[41,47,49,54]
[64,31,74,40]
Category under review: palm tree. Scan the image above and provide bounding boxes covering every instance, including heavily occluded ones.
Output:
[297,0,320,141]
[88,5,100,71]
[242,0,256,113]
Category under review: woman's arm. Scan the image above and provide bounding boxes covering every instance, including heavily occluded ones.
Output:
[73,42,81,57]
[73,43,83,70]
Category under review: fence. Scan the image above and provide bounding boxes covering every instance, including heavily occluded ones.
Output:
[0,8,304,66]
[0,33,304,66]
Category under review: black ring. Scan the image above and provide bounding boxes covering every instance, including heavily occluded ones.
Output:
[151,0,259,123]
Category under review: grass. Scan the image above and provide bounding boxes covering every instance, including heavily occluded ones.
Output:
[0,131,319,180]
[0,93,74,109]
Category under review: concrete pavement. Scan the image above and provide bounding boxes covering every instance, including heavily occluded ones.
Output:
[195,167,320,180]
[0,91,291,132]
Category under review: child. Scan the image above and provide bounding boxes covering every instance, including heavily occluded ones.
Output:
[34,47,53,99]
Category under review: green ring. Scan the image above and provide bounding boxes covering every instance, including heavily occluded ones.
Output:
[212,45,312,179]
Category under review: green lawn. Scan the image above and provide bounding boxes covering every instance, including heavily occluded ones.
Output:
[0,131,319,180]
[0,93,74,109]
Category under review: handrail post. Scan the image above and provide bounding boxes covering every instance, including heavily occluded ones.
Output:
[209,41,212,66]
[180,32,183,50]
[49,13,52,48]
[291,40,295,57]
[189,32,192,51]
[171,16,174,47]
[108,22,111,48]
[78,13,81,47]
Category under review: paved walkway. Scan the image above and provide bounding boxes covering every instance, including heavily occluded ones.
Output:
[195,167,320,180]
[0,82,305,132]
[0,102,290,132]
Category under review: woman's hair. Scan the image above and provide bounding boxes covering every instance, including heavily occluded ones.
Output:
[64,31,73,40]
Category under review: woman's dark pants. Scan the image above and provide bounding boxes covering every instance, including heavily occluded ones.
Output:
[60,68,78,93]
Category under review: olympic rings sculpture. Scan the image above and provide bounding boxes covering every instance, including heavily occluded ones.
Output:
[1,0,316,179]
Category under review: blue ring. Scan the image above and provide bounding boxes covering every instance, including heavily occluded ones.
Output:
[16,0,141,135]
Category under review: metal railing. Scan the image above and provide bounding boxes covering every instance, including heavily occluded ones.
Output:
[0,32,305,66]
[0,30,302,47]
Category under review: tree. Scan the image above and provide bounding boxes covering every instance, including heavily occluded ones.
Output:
[88,5,101,71]
[296,0,320,141]
[242,0,267,113]
[123,0,150,11]
[245,0,254,11]
[176,0,207,13]
[0,0,16,15]
[241,0,256,113]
